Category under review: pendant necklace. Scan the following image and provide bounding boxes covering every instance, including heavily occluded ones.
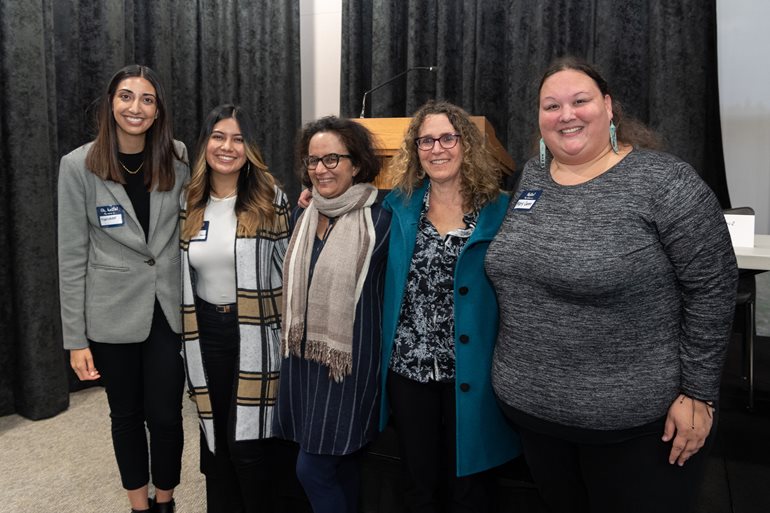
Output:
[120,161,144,175]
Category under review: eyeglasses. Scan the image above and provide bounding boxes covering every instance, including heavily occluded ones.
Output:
[414,133,461,151]
[303,153,352,170]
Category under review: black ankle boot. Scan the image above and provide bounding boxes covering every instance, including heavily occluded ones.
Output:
[153,498,175,513]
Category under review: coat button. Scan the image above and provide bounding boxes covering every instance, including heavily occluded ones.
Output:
[459,286,468,295]
[145,258,156,266]
[459,383,470,392]
[459,334,469,344]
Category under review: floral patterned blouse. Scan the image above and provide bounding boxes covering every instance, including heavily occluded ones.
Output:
[389,187,478,383]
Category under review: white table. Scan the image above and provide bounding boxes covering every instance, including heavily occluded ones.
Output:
[732,234,769,410]
[734,234,770,271]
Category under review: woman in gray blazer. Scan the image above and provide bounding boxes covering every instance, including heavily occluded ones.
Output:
[58,64,189,513]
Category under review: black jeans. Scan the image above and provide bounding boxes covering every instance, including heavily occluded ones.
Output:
[196,299,274,513]
[90,301,185,490]
[511,415,716,513]
[387,370,491,513]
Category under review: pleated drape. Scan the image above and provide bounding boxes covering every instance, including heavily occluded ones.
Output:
[341,0,729,206]
[0,0,301,419]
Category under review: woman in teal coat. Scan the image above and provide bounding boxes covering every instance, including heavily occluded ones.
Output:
[379,100,520,512]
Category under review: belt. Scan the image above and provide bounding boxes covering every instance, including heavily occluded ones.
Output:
[196,298,237,314]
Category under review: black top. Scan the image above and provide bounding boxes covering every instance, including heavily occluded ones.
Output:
[389,187,477,383]
[119,151,150,241]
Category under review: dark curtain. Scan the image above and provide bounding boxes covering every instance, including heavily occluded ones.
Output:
[341,0,730,206]
[0,0,301,420]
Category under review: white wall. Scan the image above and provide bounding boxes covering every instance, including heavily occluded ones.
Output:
[299,0,342,124]
[717,0,770,234]
[717,0,770,336]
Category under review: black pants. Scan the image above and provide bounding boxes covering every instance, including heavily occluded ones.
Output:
[387,370,490,513]
[514,417,716,513]
[90,301,185,491]
[196,300,274,513]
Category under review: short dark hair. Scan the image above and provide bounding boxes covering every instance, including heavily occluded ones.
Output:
[296,116,381,188]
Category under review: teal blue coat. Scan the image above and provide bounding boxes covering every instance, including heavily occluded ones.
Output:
[379,182,521,476]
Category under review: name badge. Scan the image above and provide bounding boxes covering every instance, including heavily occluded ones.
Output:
[97,205,125,227]
[191,221,209,242]
[513,190,542,211]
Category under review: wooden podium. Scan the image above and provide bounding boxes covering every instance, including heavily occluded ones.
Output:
[353,117,515,189]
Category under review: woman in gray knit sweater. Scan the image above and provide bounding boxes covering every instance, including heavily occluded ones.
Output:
[486,57,738,513]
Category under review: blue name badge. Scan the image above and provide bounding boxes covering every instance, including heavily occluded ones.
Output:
[513,190,542,211]
[96,205,125,227]
[191,221,209,242]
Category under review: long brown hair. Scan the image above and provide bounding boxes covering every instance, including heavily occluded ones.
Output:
[390,100,501,211]
[182,104,279,241]
[85,64,184,191]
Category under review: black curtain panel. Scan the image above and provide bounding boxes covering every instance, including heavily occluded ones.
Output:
[341,0,730,207]
[0,0,301,420]
[0,0,67,420]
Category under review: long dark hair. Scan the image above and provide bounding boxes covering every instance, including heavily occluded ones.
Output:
[85,64,183,190]
[537,56,663,150]
[182,104,279,241]
[296,116,382,189]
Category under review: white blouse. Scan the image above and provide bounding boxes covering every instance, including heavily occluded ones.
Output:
[188,195,237,304]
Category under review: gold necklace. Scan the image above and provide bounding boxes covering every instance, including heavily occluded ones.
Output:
[119,161,144,175]
[212,188,238,199]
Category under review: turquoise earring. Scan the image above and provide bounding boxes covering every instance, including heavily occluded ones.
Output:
[609,121,619,154]
[539,138,547,168]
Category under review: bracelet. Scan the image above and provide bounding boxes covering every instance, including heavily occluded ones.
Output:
[679,394,714,429]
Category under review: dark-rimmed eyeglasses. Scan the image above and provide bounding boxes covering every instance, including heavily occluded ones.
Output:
[303,153,352,170]
[414,133,461,151]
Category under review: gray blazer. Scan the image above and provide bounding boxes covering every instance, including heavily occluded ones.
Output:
[58,141,189,350]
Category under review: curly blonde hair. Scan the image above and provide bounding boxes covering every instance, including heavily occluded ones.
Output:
[389,100,501,210]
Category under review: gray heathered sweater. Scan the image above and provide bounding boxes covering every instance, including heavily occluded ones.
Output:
[486,149,738,430]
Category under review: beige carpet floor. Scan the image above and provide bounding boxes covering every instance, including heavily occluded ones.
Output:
[0,387,206,513]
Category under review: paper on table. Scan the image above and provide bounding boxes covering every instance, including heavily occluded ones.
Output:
[724,214,755,248]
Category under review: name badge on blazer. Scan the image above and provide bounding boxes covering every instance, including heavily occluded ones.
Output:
[96,205,125,227]
[191,221,209,242]
[513,190,542,211]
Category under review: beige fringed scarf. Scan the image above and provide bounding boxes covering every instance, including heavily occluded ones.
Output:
[282,183,378,382]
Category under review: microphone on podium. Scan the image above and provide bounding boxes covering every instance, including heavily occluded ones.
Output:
[359,66,438,118]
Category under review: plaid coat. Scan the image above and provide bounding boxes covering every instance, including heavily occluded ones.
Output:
[180,186,290,453]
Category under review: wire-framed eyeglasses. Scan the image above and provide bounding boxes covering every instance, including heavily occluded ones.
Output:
[414,133,461,151]
[303,153,352,170]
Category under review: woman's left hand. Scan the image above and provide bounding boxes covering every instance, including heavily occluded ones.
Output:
[662,394,714,466]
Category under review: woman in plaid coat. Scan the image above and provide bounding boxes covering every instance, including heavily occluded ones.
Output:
[179,104,290,513]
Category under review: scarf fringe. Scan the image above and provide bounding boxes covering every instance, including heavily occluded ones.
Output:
[305,338,353,383]
[284,323,353,383]
[284,322,306,358]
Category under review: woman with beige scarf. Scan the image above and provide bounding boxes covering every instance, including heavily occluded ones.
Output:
[273,116,391,513]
